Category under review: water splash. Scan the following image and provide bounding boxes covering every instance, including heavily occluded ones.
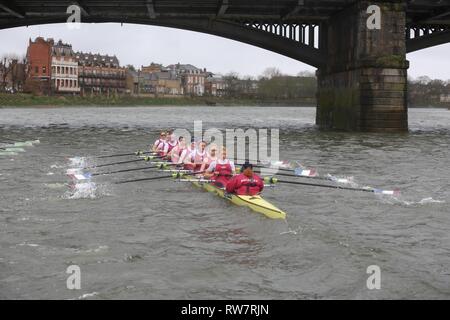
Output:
[380,195,446,206]
[76,292,99,300]
[65,180,111,200]
[326,173,358,187]
[68,156,88,168]
[65,181,98,199]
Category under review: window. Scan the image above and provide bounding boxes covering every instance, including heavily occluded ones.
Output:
[35,66,39,74]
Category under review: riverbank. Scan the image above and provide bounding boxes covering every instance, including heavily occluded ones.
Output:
[0,93,316,108]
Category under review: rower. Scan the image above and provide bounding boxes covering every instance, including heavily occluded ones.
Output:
[225,162,264,196]
[152,131,166,153]
[155,132,170,158]
[183,138,196,171]
[199,143,218,173]
[170,136,188,165]
[193,141,207,171]
[204,146,235,188]
[184,140,207,172]
[166,131,179,157]
[186,137,196,157]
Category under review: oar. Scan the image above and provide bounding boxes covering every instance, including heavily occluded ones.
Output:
[71,161,182,181]
[96,150,152,159]
[234,159,304,173]
[90,161,181,177]
[238,160,352,183]
[1,138,40,144]
[115,169,208,185]
[254,169,326,181]
[267,178,400,196]
[91,165,160,177]
[86,157,152,169]
[115,174,175,184]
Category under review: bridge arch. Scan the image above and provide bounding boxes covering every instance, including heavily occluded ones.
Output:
[1,16,326,68]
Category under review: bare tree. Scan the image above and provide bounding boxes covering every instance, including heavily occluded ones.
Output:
[0,53,21,92]
[261,67,282,80]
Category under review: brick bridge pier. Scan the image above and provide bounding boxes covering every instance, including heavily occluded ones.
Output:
[316,1,409,132]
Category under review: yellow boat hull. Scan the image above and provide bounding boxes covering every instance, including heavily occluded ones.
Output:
[185,174,286,220]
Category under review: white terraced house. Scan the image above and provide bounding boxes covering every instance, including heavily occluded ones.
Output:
[51,40,80,94]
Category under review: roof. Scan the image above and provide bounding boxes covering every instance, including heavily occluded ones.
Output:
[52,39,74,57]
[141,71,179,81]
[75,52,120,67]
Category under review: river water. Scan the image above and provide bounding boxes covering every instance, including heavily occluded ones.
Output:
[0,106,449,299]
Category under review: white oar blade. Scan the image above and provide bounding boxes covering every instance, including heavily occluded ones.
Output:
[294,168,318,177]
[66,168,92,181]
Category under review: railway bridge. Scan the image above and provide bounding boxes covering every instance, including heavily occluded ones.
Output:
[1,0,450,131]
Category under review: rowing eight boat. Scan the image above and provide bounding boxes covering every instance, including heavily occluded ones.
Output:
[155,160,287,220]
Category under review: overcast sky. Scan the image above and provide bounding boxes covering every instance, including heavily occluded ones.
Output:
[0,23,449,80]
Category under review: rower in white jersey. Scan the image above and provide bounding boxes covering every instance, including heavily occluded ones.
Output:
[186,138,196,158]
[165,131,179,158]
[204,146,236,188]
[170,136,188,165]
[184,140,207,171]
[192,141,208,171]
[199,143,218,173]
[152,131,167,153]
[155,131,170,157]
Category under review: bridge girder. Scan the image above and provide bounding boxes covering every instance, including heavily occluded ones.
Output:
[0,1,449,65]
[406,26,450,52]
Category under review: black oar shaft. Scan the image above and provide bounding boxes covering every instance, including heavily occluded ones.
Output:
[116,175,173,184]
[89,158,144,169]
[255,170,327,181]
[97,151,152,159]
[93,165,158,176]
[276,179,372,193]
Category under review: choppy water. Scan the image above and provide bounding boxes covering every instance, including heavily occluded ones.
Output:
[0,106,449,299]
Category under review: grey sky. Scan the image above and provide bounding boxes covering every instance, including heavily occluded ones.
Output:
[0,23,449,80]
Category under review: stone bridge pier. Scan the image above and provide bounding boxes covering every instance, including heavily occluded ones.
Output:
[316,1,409,132]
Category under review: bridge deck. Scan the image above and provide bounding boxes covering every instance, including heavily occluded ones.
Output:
[0,0,449,28]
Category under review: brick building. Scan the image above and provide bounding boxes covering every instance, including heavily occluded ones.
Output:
[167,63,207,96]
[205,74,227,97]
[126,69,139,95]
[25,37,53,94]
[76,52,126,96]
[141,62,163,74]
[139,70,182,95]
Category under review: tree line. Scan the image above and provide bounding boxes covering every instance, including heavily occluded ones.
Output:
[221,67,317,102]
[408,76,450,107]
[221,68,450,107]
